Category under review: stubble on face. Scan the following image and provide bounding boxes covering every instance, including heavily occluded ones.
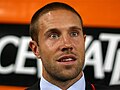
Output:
[37,9,86,89]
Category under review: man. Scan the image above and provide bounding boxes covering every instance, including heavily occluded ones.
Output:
[26,2,119,90]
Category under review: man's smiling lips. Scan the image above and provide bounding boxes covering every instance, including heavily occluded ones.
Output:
[57,54,77,64]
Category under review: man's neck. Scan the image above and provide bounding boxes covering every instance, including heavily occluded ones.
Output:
[42,72,83,90]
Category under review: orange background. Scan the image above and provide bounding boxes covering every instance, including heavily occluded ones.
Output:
[0,0,120,89]
[0,86,26,90]
[0,0,120,28]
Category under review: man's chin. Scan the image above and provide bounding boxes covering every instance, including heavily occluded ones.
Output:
[54,72,82,82]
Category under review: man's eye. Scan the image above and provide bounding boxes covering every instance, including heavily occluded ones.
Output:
[50,33,59,39]
[70,32,79,37]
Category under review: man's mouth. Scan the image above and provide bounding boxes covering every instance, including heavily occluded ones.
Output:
[57,55,77,62]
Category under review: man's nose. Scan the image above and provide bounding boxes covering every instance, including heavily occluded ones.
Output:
[60,36,73,52]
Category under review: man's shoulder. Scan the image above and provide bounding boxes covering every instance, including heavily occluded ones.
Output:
[95,84,120,90]
[25,80,40,90]
[25,79,120,90]
[86,81,120,90]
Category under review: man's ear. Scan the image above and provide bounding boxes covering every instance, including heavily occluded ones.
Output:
[29,40,41,59]
[83,34,86,42]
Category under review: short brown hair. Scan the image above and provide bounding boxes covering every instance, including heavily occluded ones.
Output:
[30,2,84,42]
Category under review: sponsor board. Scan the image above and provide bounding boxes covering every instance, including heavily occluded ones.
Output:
[0,24,120,86]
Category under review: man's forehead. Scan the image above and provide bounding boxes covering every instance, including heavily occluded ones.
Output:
[39,9,81,25]
[38,9,82,33]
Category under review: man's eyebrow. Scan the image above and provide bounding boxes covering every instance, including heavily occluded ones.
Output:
[44,26,82,36]
[44,28,60,36]
[69,26,82,31]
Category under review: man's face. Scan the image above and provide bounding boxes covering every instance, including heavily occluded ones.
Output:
[34,9,86,81]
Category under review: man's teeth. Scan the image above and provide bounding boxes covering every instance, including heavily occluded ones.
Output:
[62,58,73,62]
